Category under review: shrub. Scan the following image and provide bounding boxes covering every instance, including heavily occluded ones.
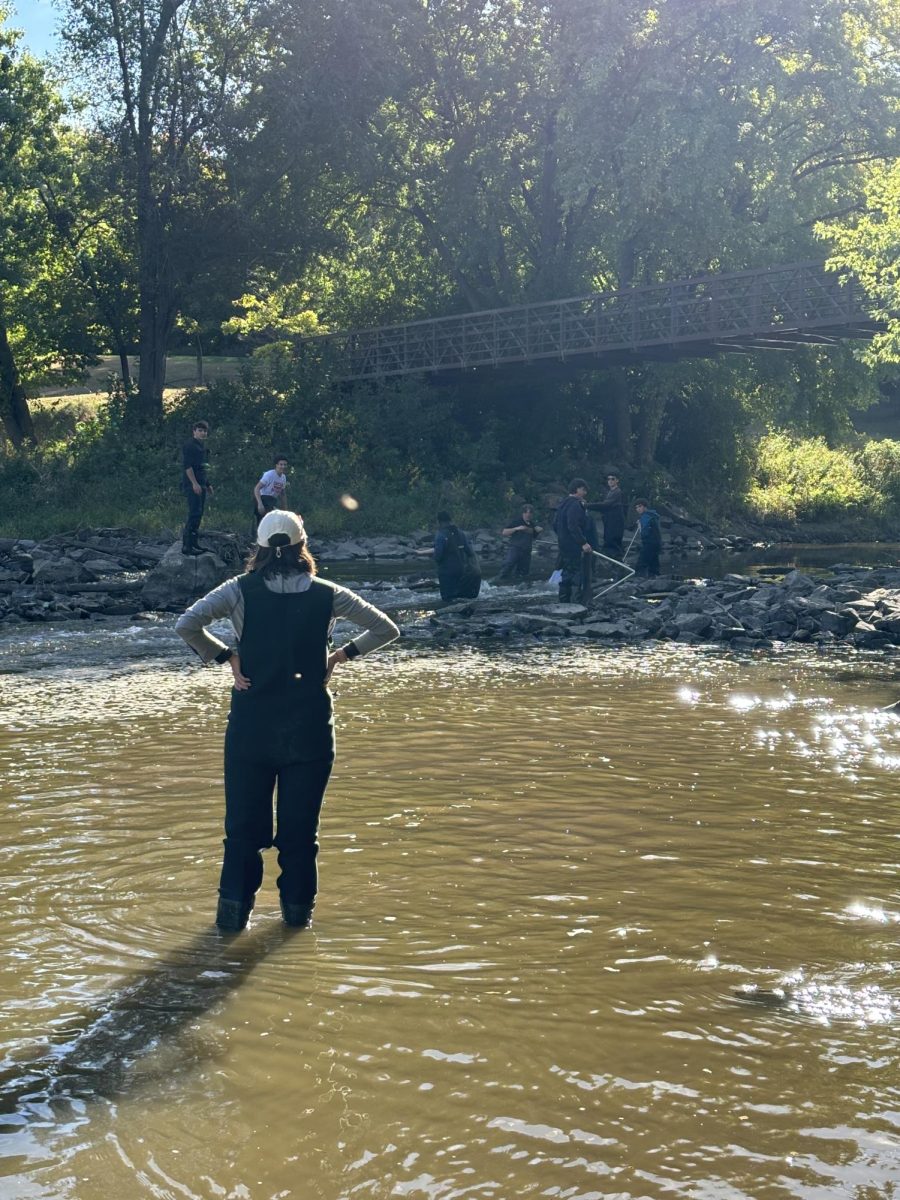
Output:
[856,439,900,509]
[746,431,874,522]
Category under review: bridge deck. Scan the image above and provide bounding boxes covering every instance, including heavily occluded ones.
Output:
[299,260,879,381]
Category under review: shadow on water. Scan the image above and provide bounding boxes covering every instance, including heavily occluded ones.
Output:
[0,918,303,1125]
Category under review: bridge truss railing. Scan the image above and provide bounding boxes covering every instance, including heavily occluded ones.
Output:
[303,261,871,381]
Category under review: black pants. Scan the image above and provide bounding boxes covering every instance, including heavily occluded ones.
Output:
[558,551,592,603]
[182,488,206,549]
[252,494,279,532]
[602,536,624,562]
[438,568,481,601]
[221,738,334,908]
[636,545,660,576]
[497,544,532,581]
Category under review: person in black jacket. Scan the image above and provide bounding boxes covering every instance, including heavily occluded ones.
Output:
[433,512,481,601]
[587,472,626,561]
[634,498,662,576]
[553,479,593,603]
[181,420,212,556]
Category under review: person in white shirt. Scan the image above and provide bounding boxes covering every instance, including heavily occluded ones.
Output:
[252,455,289,530]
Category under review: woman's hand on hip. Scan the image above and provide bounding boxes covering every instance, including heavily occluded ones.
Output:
[230,654,251,691]
[325,647,348,684]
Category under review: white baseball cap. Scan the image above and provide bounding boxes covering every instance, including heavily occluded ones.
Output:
[257,510,305,547]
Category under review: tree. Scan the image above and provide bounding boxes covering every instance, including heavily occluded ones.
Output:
[0,14,69,446]
[823,161,900,364]
[63,0,267,422]
[283,0,900,315]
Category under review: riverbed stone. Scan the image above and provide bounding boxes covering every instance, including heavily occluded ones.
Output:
[537,603,588,619]
[141,542,232,610]
[849,621,891,648]
[781,570,816,593]
[673,612,713,635]
[32,558,96,586]
[818,609,856,635]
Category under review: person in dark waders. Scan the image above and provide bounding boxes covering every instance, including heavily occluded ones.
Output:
[175,510,400,932]
[553,479,593,604]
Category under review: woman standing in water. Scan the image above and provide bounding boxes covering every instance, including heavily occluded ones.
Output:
[176,511,400,932]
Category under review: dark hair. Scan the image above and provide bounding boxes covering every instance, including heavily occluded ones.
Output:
[273,454,288,465]
[192,420,209,432]
[245,540,317,578]
[521,503,534,513]
[568,478,588,493]
[437,510,452,525]
[634,497,649,507]
[606,472,619,481]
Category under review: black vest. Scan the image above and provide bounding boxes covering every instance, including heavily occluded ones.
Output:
[227,571,337,761]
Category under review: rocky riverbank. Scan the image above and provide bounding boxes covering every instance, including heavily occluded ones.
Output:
[1,527,900,655]
[407,567,900,651]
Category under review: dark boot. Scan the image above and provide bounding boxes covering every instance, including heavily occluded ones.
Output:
[280,897,314,928]
[216,897,252,932]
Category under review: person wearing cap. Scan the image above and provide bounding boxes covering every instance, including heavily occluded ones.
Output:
[175,510,400,932]
[587,472,626,561]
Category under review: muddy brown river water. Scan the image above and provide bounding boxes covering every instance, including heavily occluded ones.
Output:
[0,620,898,1199]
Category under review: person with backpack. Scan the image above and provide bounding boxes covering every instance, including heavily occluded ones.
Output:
[634,498,663,576]
[433,511,481,601]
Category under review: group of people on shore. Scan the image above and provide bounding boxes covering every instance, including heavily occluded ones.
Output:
[175,420,663,934]
[180,420,662,607]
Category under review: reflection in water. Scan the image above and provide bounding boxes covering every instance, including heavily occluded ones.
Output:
[1,625,899,1199]
[0,919,305,1119]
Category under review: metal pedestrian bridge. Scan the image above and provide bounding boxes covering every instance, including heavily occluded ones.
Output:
[300,260,880,381]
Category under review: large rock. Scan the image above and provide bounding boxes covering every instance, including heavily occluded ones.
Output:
[141,542,232,610]
[781,570,816,593]
[673,612,713,636]
[32,557,95,586]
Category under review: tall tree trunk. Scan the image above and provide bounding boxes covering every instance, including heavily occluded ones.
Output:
[0,303,36,447]
[602,370,633,466]
[117,346,132,387]
[133,161,171,422]
[634,391,667,466]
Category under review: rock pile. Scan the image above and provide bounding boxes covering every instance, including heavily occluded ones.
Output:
[0,528,253,622]
[413,566,900,651]
[2,527,899,657]
[0,529,170,624]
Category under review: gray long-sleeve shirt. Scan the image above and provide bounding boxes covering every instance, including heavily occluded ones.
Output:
[175,573,400,664]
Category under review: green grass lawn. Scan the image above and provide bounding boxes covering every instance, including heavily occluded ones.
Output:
[34,355,245,401]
